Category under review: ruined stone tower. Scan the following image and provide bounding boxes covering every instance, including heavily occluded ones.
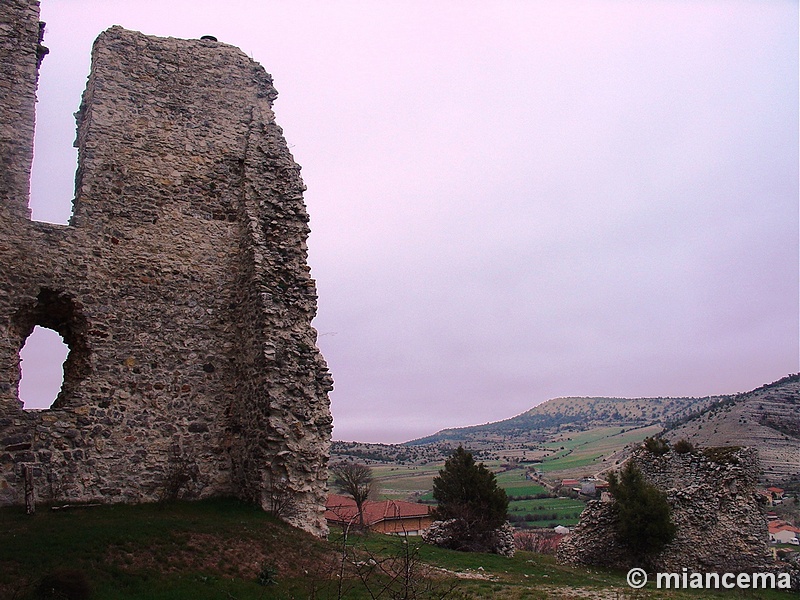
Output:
[558,447,780,575]
[0,0,333,535]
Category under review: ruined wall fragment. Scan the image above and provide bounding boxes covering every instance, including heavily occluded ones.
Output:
[557,447,792,579]
[0,0,41,221]
[0,1,332,536]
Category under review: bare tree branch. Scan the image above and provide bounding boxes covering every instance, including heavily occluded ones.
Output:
[331,462,374,529]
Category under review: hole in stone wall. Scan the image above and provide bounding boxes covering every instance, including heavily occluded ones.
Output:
[14,288,90,410]
[19,326,69,410]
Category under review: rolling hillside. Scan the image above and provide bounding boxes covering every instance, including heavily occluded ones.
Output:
[663,374,800,484]
[333,376,799,489]
[410,392,720,445]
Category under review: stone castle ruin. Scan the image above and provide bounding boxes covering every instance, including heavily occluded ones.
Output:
[558,446,798,585]
[0,0,333,535]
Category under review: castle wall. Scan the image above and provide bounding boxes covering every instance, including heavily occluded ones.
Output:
[0,1,332,536]
[557,447,787,577]
[0,0,41,221]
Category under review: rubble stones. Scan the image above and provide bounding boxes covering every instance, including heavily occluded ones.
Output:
[0,1,332,536]
[423,519,516,557]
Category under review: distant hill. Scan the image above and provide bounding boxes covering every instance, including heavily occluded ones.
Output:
[330,440,461,464]
[409,393,720,445]
[663,374,800,484]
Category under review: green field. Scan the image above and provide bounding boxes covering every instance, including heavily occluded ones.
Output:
[359,424,662,533]
[341,424,663,502]
[536,424,661,474]
[371,426,660,496]
[494,470,549,497]
[374,463,586,528]
[502,482,549,497]
[507,497,586,527]
[371,464,441,500]
[508,498,585,512]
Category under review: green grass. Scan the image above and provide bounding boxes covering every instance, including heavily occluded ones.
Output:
[538,451,605,472]
[494,470,549,497]
[339,533,795,599]
[508,498,585,512]
[0,498,331,599]
[1,499,793,599]
[372,464,442,500]
[337,531,628,595]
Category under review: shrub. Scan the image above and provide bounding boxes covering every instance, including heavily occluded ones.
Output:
[672,439,695,454]
[432,446,508,529]
[643,437,670,455]
[257,562,278,586]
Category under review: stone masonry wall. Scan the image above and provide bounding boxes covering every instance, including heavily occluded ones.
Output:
[0,1,333,536]
[0,0,42,222]
[557,446,796,582]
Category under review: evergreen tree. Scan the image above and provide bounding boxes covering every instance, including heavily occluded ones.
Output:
[607,461,676,563]
[432,446,508,534]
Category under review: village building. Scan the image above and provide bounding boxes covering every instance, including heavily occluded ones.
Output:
[767,487,786,505]
[768,520,800,545]
[560,479,580,492]
[325,494,434,536]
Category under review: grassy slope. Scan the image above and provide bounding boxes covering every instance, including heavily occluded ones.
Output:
[0,498,333,599]
[1,498,792,599]
[536,425,661,475]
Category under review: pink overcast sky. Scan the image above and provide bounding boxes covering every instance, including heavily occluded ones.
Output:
[20,0,800,443]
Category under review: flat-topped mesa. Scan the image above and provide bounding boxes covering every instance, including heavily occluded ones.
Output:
[0,1,333,537]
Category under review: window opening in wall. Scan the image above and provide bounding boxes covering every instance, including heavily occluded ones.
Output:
[29,19,78,225]
[19,325,69,410]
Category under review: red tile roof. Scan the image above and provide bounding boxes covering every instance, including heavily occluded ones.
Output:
[326,494,432,527]
[768,520,800,534]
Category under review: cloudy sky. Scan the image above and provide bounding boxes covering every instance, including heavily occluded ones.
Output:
[21,0,799,443]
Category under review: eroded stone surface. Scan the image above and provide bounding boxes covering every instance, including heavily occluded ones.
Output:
[558,447,797,586]
[0,1,332,536]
